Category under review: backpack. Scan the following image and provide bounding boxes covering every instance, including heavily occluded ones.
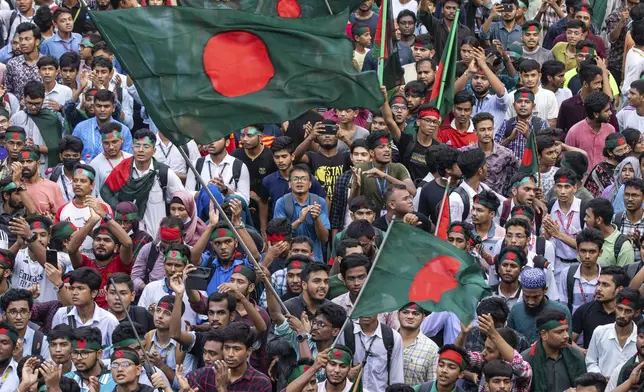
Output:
[613,211,625,231]
[565,263,579,312]
[343,322,395,386]
[283,193,324,221]
[49,164,64,183]
[143,330,185,366]
[503,116,545,139]
[452,187,471,221]
[194,156,242,192]
[144,244,161,284]
[499,199,512,227]
[0,11,19,47]
[535,236,546,257]
[66,306,76,329]
[627,262,642,280]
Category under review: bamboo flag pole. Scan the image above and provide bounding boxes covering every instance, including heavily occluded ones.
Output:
[377,0,389,85]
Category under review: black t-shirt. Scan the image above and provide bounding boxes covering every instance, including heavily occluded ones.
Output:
[396,133,440,182]
[232,147,277,193]
[572,300,616,348]
[287,111,324,146]
[418,180,446,224]
[373,212,432,232]
[349,12,380,39]
[306,151,351,203]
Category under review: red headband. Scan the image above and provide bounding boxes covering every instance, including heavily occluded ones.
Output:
[439,350,465,369]
[452,225,462,233]
[160,227,181,241]
[418,108,440,119]
[267,233,286,242]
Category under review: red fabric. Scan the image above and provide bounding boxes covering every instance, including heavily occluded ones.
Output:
[104,157,134,192]
[80,254,131,309]
[436,187,450,240]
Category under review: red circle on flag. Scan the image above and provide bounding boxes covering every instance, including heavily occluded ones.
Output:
[292,261,301,269]
[114,350,124,358]
[408,256,460,303]
[276,0,301,18]
[521,148,533,167]
[203,31,275,97]
[76,339,87,349]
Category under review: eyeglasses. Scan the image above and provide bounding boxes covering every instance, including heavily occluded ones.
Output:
[133,143,153,151]
[25,101,43,108]
[391,105,408,112]
[6,309,29,317]
[110,361,135,369]
[505,233,527,240]
[71,350,95,359]
[420,117,440,125]
[289,176,309,183]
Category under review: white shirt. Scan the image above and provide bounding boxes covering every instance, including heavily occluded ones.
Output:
[44,83,72,109]
[549,197,583,278]
[55,199,112,258]
[131,159,184,238]
[336,322,404,392]
[0,358,19,392]
[90,151,132,191]
[185,153,250,204]
[622,47,644,98]
[586,322,638,376]
[0,8,35,42]
[617,106,644,131]
[10,110,53,175]
[392,0,417,19]
[506,86,559,121]
[12,248,71,303]
[52,304,119,357]
[137,279,203,328]
[607,356,640,391]
[449,181,505,224]
[558,264,601,313]
[154,139,200,176]
[554,87,573,108]
[317,381,370,392]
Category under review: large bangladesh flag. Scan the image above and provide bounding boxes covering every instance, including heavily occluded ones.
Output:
[89,7,383,145]
[352,221,491,324]
[426,9,459,120]
[520,129,539,173]
[178,0,362,18]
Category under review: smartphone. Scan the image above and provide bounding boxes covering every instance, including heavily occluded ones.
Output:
[499,4,514,12]
[321,124,339,134]
[46,250,58,267]
[185,267,211,291]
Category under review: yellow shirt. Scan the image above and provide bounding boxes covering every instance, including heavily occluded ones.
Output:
[563,68,620,97]
[551,42,578,72]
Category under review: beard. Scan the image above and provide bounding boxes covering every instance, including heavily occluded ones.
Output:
[94,251,114,261]
[22,169,35,178]
[524,298,545,316]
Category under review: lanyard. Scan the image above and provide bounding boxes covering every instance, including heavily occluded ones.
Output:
[159,142,173,159]
[555,210,576,236]
[103,152,115,170]
[72,7,81,23]
[207,161,228,182]
[359,333,378,367]
[373,163,389,197]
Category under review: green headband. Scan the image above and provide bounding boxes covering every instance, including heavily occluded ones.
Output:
[0,327,18,345]
[165,249,188,264]
[51,222,76,240]
[232,265,256,282]
[240,126,263,136]
[113,338,139,349]
[111,348,140,365]
[537,319,567,331]
[473,196,497,212]
[605,137,627,150]
[512,176,534,188]
[5,130,26,142]
[74,168,95,181]
[211,227,237,240]
[115,212,138,221]
[514,90,535,103]
[81,39,94,48]
[518,1,527,8]
[522,24,540,33]
[101,130,122,141]
[329,348,353,365]
[354,26,369,36]
[29,219,51,231]
[576,45,596,55]
[511,206,534,221]
[0,182,18,193]
[72,338,102,351]
[135,136,154,146]
[0,253,13,270]
[287,364,312,384]
[18,150,39,161]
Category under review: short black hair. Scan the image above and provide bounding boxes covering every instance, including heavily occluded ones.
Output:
[340,253,370,277]
[107,272,134,292]
[432,145,459,178]
[349,196,377,213]
[0,288,33,312]
[584,91,611,119]
[600,265,630,288]
[518,59,540,74]
[454,89,475,106]
[94,88,115,104]
[575,227,604,249]
[24,81,45,100]
[301,263,328,283]
[112,321,145,345]
[222,322,255,348]
[48,323,75,342]
[53,7,73,21]
[536,135,556,155]
[291,235,314,250]
[207,292,236,312]
[574,372,607,392]
[289,163,310,178]
[266,217,291,237]
[99,122,122,136]
[396,9,416,23]
[476,296,509,324]
[91,55,113,71]
[270,136,294,154]
[438,344,469,368]
[315,302,347,329]
[474,189,500,213]
[91,41,112,56]
[504,217,532,236]
[37,55,58,70]
[457,149,486,179]
[624,178,644,195]
[73,326,102,348]
[483,359,514,381]
[535,308,567,329]
[472,112,494,129]
[70,267,102,292]
[616,287,642,310]
[541,60,566,85]
[587,197,614,225]
[345,219,375,240]
[59,135,83,154]
[33,7,52,34]
[566,18,587,31]
[386,384,416,392]
[16,22,41,40]
[337,238,361,258]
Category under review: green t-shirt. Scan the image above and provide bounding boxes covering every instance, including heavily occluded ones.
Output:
[356,162,411,213]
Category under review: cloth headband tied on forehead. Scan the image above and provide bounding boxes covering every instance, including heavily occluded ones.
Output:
[19,150,39,161]
[473,196,497,211]
[439,349,466,370]
[211,227,237,240]
[30,220,50,231]
[418,108,440,119]
[74,168,95,181]
[101,130,122,141]
[165,249,188,263]
[537,319,567,331]
[115,212,138,221]
[555,175,576,185]
[94,226,116,240]
[113,338,139,349]
[241,126,263,136]
[576,46,596,55]
[512,176,533,188]
[287,364,312,384]
[512,206,534,220]
[156,299,174,312]
[1,182,18,193]
[287,259,308,270]
[605,137,627,149]
[135,136,154,146]
[160,226,181,241]
[354,26,370,36]
[267,233,289,242]
[111,349,140,365]
[5,130,25,142]
[0,328,18,345]
[0,254,13,270]
[514,90,535,103]
[449,223,472,240]
[72,338,102,351]
[619,298,638,308]
[233,265,256,282]
[329,348,353,365]
[522,25,540,34]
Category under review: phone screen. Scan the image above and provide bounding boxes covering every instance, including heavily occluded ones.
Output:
[46,250,58,267]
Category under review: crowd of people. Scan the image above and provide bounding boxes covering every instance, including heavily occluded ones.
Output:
[1,0,644,390]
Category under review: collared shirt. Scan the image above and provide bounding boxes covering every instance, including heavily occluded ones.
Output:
[479,21,523,48]
[40,32,82,60]
[565,119,616,171]
[598,225,635,267]
[85,71,134,129]
[449,181,505,224]
[64,364,115,392]
[572,300,617,348]
[460,142,519,196]
[402,332,439,386]
[470,89,512,135]
[10,109,63,174]
[185,153,251,204]
[274,193,330,261]
[495,116,549,159]
[549,197,583,277]
[187,364,271,392]
[5,54,41,100]
[586,322,638,376]
[436,118,477,148]
[559,264,601,313]
[273,319,320,368]
[472,221,505,256]
[332,292,400,330]
[337,321,405,392]
[148,330,196,374]
[607,356,641,391]
[200,253,254,295]
[137,279,202,327]
[72,117,133,161]
[89,151,133,190]
[557,93,620,135]
[508,299,572,343]
[0,359,19,392]
[52,304,119,357]
[43,82,73,109]
[260,169,327,211]
[495,284,523,310]
[131,242,191,292]
[153,139,200,177]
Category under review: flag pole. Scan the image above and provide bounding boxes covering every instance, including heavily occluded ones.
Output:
[330,220,397,348]
[436,8,460,109]
[377,0,389,85]
[434,177,451,237]
[532,129,541,188]
[324,0,334,14]
[176,147,291,315]
[351,367,364,391]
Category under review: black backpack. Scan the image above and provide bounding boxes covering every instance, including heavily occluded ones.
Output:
[144,244,161,284]
[282,193,324,221]
[343,321,395,386]
[194,156,242,192]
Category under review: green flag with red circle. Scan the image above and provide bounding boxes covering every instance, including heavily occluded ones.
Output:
[177,0,362,18]
[351,220,491,324]
[519,129,539,174]
[88,7,383,146]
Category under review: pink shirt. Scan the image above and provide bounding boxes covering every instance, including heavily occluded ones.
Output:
[25,178,65,215]
[564,119,615,172]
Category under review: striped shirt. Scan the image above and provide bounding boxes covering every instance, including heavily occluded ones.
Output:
[402,332,439,386]
[559,264,601,313]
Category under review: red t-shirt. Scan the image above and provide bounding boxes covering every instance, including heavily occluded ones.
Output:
[436,122,478,148]
[80,254,131,309]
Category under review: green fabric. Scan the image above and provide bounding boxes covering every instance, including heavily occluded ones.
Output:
[589,0,608,33]
[373,0,404,90]
[327,274,348,299]
[427,9,458,120]
[355,162,410,214]
[403,122,417,135]
[178,0,361,17]
[519,129,538,174]
[618,355,637,386]
[99,158,159,216]
[89,7,383,146]
[28,109,64,166]
[351,220,491,323]
[529,341,586,392]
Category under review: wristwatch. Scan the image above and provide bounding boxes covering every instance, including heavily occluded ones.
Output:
[234,223,245,230]
[24,233,37,243]
[103,214,112,223]
[54,282,64,293]
[296,333,310,342]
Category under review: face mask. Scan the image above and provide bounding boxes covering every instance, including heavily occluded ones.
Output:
[62,157,80,171]
[184,217,191,225]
